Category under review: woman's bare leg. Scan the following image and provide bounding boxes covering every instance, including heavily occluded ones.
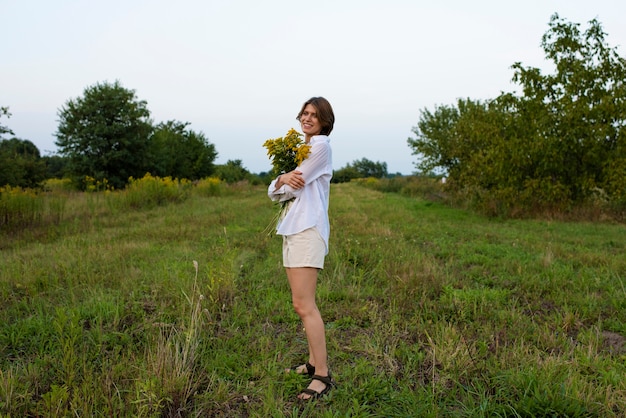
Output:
[286,267,330,398]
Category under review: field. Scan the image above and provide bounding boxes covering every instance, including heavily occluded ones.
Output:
[1,181,625,417]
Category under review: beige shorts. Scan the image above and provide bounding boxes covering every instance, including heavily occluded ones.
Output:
[282,227,326,269]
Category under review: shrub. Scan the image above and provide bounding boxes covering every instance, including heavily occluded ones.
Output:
[117,173,191,209]
[82,176,113,192]
[43,178,75,193]
[193,177,224,197]
[355,176,446,200]
[0,186,43,231]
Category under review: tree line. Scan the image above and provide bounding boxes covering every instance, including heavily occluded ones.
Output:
[4,14,624,214]
[407,14,626,212]
[1,84,390,190]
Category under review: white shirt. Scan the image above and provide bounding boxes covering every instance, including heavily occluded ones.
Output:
[267,135,332,253]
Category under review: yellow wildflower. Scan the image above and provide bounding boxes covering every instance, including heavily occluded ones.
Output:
[263,128,311,177]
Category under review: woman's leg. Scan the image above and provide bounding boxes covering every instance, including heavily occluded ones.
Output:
[286,267,330,398]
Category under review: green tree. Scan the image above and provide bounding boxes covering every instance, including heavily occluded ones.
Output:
[0,108,48,188]
[508,14,626,202]
[407,104,460,177]
[149,120,217,180]
[55,81,153,189]
[0,138,47,188]
[332,165,360,183]
[408,14,626,207]
[409,98,518,189]
[214,159,251,183]
[41,154,69,179]
[0,107,13,138]
[332,158,388,183]
[351,158,388,178]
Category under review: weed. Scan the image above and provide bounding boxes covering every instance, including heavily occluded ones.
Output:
[138,260,209,416]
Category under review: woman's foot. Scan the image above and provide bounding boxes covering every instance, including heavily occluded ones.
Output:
[298,374,335,400]
[285,362,315,376]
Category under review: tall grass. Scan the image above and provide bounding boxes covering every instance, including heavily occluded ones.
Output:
[0,175,226,246]
[117,173,192,209]
[136,260,209,417]
[0,181,624,416]
[0,185,69,241]
[0,185,44,230]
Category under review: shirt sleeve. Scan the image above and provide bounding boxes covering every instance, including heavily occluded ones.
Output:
[298,139,331,185]
[267,138,331,201]
[267,179,297,202]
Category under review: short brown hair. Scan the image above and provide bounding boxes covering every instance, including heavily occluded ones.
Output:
[297,97,335,136]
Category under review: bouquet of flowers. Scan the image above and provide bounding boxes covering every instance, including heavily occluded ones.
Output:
[263,128,311,177]
[263,128,311,233]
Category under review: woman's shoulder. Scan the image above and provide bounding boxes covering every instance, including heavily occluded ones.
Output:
[311,135,330,147]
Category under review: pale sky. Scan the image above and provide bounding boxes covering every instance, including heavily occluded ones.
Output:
[3,0,626,174]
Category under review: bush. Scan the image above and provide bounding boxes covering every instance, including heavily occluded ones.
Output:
[116,173,191,209]
[0,186,43,231]
[193,177,224,197]
[355,176,446,200]
[43,178,75,194]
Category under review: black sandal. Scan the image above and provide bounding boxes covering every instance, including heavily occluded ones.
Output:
[298,374,336,400]
[287,362,315,376]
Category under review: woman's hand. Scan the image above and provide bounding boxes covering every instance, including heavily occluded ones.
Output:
[277,170,305,190]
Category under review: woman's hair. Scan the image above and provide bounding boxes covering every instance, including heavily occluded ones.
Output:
[297,97,335,136]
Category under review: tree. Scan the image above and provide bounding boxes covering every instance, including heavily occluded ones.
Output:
[55,81,153,189]
[407,103,460,177]
[332,158,388,183]
[41,154,69,179]
[351,158,388,178]
[214,159,251,183]
[408,15,626,207]
[0,138,47,188]
[148,120,217,180]
[332,165,360,183]
[0,108,48,188]
[409,98,517,189]
[0,107,13,138]
[510,14,626,202]
[332,158,387,183]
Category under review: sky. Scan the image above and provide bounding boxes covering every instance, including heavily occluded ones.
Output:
[3,0,626,175]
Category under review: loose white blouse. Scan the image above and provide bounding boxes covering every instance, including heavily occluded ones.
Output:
[267,135,332,254]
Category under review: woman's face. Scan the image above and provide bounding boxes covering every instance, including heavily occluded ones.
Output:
[300,104,323,140]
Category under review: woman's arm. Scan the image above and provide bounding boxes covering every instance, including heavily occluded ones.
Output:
[274,170,305,190]
[268,139,330,201]
[268,171,304,202]
[294,140,331,186]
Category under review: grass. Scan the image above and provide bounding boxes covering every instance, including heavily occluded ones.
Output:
[0,180,625,416]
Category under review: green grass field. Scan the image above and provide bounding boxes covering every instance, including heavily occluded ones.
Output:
[1,182,625,417]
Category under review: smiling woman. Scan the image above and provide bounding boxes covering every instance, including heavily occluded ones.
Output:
[267,96,336,401]
[297,97,335,140]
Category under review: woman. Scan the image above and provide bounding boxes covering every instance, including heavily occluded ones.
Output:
[267,97,335,400]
